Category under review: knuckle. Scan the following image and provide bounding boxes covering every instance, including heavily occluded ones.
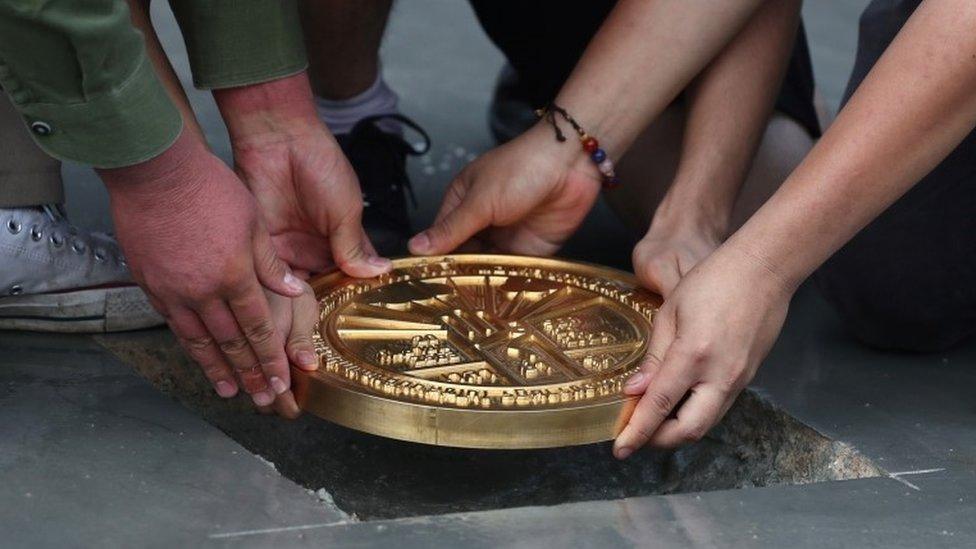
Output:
[629,420,656,443]
[242,319,277,346]
[647,391,674,417]
[336,243,368,269]
[682,342,713,366]
[218,335,249,355]
[717,367,748,396]
[199,362,228,380]
[180,335,215,354]
[682,423,708,444]
[256,243,282,274]
[288,333,313,349]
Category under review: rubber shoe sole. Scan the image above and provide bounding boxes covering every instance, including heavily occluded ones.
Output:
[0,286,164,333]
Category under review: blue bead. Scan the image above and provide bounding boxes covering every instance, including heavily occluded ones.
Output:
[591,148,607,163]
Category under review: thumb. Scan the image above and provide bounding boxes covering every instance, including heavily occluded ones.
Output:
[253,226,304,298]
[329,210,391,278]
[287,281,320,372]
[409,180,489,255]
[623,302,676,396]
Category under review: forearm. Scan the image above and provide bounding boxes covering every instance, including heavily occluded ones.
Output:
[727,0,976,290]
[658,0,801,234]
[553,0,767,158]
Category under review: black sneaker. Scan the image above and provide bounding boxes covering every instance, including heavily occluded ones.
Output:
[488,64,538,144]
[336,114,431,256]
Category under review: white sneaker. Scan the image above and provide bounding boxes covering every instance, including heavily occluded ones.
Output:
[0,205,164,333]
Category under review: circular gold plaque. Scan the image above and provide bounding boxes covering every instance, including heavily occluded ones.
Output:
[292,255,659,449]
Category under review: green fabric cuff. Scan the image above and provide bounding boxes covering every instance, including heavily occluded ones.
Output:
[14,56,182,169]
[169,0,308,90]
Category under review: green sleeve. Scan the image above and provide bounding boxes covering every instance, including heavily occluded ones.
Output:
[0,0,182,169]
[168,0,308,90]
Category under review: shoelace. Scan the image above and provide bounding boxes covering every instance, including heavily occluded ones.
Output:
[350,113,431,209]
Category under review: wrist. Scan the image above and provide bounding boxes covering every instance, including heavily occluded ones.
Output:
[719,238,805,298]
[99,128,209,210]
[652,189,731,241]
[213,72,323,146]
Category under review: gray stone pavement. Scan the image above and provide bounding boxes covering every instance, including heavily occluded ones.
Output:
[5,1,976,547]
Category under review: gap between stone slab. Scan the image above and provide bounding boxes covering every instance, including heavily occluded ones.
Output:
[94,330,884,521]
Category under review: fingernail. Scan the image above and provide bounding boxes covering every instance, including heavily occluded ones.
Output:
[296,350,318,369]
[409,233,430,253]
[614,446,634,460]
[269,376,288,395]
[215,380,236,398]
[252,390,274,407]
[284,272,304,294]
[624,372,646,390]
[368,255,392,269]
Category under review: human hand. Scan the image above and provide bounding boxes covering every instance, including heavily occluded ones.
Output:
[408,123,603,257]
[100,130,306,408]
[255,280,320,419]
[213,72,390,278]
[632,208,724,297]
[613,243,796,458]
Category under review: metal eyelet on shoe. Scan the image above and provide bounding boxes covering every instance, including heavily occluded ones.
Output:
[94,249,107,262]
[71,240,86,254]
[30,226,42,241]
[9,285,23,296]
[7,219,21,234]
[50,233,64,247]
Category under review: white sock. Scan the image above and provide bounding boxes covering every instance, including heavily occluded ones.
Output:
[314,74,401,135]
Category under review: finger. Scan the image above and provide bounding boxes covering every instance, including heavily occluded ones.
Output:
[253,226,305,298]
[633,246,681,297]
[227,283,291,398]
[168,307,238,398]
[409,186,489,255]
[647,384,727,449]
[623,304,676,396]
[287,283,320,371]
[329,212,391,278]
[198,301,275,406]
[613,350,694,459]
[272,390,302,419]
[431,176,469,226]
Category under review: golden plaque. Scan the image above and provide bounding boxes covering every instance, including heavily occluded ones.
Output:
[292,255,659,449]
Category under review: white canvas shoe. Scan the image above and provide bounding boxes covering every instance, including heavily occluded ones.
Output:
[0,205,164,333]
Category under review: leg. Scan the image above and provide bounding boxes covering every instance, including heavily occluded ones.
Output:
[300,0,393,100]
[0,93,63,208]
[605,110,813,235]
[815,0,976,352]
[300,0,426,255]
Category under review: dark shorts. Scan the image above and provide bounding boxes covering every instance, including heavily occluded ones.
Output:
[813,0,976,351]
[468,0,822,139]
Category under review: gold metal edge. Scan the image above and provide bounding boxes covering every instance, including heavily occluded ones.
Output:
[292,366,638,449]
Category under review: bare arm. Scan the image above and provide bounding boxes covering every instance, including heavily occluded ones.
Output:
[412,0,773,255]
[658,0,801,238]
[731,0,976,286]
[634,0,802,295]
[555,0,768,158]
[614,0,976,456]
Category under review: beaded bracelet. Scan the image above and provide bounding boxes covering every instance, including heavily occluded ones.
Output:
[535,103,620,189]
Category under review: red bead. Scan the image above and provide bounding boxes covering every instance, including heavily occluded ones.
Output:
[582,137,599,153]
